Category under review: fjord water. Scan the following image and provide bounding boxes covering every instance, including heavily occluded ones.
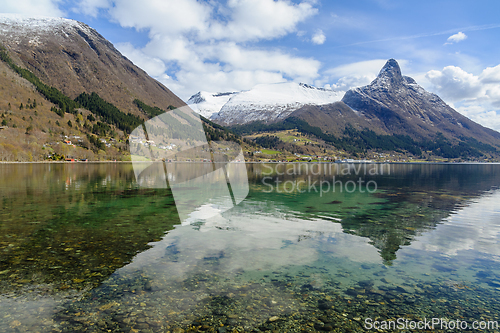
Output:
[1,163,500,332]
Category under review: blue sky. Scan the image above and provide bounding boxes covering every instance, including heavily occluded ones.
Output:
[1,0,500,130]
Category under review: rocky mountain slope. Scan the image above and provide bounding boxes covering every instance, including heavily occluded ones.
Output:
[288,101,384,137]
[340,59,500,145]
[0,15,189,161]
[228,60,500,147]
[0,14,184,115]
[188,82,343,125]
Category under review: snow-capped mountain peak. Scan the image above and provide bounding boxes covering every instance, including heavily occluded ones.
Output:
[369,58,406,88]
[0,14,95,44]
[188,81,342,125]
[0,14,78,29]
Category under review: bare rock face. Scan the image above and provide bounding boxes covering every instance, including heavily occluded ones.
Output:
[341,59,500,145]
[0,15,185,115]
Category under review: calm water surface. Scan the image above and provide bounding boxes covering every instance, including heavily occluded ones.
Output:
[1,163,500,332]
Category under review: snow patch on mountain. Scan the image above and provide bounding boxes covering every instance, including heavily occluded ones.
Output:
[187,91,237,119]
[0,14,93,46]
[188,82,343,125]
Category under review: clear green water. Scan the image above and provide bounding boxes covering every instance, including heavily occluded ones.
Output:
[1,163,500,332]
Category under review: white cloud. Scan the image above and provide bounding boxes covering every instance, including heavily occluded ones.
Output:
[311,29,326,45]
[456,104,500,132]
[480,65,500,84]
[207,0,318,42]
[425,65,500,103]
[323,59,409,91]
[107,0,316,42]
[426,64,500,131]
[109,0,211,37]
[115,42,166,77]
[0,0,64,17]
[162,68,288,98]
[72,0,110,17]
[120,36,321,98]
[296,30,306,37]
[445,31,467,45]
[326,59,388,78]
[203,42,321,79]
[425,66,481,100]
[101,0,320,100]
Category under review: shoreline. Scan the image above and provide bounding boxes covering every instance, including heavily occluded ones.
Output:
[1,160,499,165]
[0,160,131,164]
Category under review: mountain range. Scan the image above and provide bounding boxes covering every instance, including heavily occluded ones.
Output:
[188,82,343,124]
[0,14,499,161]
[189,59,500,158]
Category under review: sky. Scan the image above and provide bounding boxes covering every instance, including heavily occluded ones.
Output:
[1,0,500,131]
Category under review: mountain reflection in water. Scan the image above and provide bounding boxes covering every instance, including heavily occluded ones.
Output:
[0,163,499,332]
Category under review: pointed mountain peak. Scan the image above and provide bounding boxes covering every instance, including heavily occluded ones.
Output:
[380,58,401,75]
[371,58,404,87]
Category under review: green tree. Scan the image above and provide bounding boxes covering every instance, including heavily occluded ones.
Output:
[75,92,142,134]
[133,99,174,118]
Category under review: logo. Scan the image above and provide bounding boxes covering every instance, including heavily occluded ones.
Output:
[129,106,249,224]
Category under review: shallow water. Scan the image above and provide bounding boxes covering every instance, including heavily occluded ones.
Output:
[1,163,500,332]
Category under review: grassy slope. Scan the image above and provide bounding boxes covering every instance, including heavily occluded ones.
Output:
[0,50,132,161]
[230,119,500,162]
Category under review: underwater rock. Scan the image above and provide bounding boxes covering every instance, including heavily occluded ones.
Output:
[358,280,374,289]
[432,264,457,272]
